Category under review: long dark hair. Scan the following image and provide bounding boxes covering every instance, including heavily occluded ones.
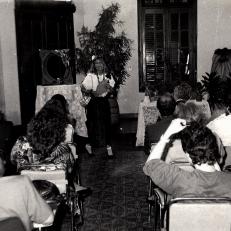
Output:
[27,94,69,158]
[47,94,69,115]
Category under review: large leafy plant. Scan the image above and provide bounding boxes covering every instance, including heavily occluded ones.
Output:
[76,3,132,96]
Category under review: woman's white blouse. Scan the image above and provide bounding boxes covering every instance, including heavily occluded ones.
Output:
[65,124,74,143]
[82,73,115,92]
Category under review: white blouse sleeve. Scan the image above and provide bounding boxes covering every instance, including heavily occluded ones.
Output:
[82,73,94,91]
[108,76,115,88]
[65,124,74,143]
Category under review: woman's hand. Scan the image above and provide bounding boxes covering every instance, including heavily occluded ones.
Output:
[146,118,187,162]
[163,118,187,140]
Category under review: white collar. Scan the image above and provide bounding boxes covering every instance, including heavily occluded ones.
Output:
[195,162,221,172]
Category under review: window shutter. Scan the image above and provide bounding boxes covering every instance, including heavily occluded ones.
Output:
[144,10,165,84]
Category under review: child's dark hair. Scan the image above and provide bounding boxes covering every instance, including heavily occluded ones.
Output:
[178,122,220,165]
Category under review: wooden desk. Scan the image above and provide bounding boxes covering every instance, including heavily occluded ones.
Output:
[36,84,88,137]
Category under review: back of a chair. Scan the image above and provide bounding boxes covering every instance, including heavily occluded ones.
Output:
[224,146,231,168]
[167,198,231,231]
[21,167,67,194]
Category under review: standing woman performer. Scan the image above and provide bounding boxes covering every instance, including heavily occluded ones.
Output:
[81,56,115,157]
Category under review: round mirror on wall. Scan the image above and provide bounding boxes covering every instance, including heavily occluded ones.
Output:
[39,49,73,85]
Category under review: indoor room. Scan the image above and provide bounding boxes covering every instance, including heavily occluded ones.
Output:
[1,0,231,230]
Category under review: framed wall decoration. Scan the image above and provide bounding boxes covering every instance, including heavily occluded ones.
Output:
[39,49,73,85]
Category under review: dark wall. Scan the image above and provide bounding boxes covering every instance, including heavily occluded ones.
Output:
[15,1,76,125]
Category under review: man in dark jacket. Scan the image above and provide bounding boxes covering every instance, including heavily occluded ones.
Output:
[144,92,176,155]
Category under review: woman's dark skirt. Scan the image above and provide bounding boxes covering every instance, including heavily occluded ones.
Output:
[86,97,111,148]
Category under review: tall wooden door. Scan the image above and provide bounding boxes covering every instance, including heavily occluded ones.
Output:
[15,1,76,125]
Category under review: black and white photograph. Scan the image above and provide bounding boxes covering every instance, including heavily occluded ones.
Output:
[0,0,231,230]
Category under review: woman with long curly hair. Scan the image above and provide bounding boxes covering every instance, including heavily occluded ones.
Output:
[11,94,75,172]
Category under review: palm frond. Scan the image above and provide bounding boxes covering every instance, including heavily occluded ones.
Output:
[76,3,133,96]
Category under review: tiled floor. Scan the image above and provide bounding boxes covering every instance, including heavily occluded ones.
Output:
[69,130,155,231]
[78,149,154,231]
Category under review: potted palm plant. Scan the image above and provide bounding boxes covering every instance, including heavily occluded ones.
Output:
[201,72,228,110]
[75,3,132,125]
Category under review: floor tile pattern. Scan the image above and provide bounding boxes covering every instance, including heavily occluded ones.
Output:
[78,148,155,231]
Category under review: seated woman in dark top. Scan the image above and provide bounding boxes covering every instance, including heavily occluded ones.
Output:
[143,119,231,199]
[11,94,75,173]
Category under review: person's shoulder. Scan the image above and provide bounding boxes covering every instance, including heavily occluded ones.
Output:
[53,142,71,153]
[146,116,173,132]
[146,123,158,133]
[207,114,225,128]
[158,116,174,124]
[144,159,181,176]
[0,175,29,185]
[86,72,97,78]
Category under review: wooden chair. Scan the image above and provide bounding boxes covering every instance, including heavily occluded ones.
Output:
[21,164,85,231]
[149,161,231,231]
[147,179,168,230]
[166,198,231,231]
[223,146,231,170]
[147,161,194,230]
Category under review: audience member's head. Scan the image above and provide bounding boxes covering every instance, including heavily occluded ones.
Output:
[27,95,70,158]
[173,82,192,103]
[211,48,231,78]
[47,94,69,115]
[156,82,174,96]
[0,149,6,177]
[179,122,220,166]
[90,56,108,74]
[174,101,208,125]
[157,92,176,117]
[190,82,203,101]
[205,76,231,114]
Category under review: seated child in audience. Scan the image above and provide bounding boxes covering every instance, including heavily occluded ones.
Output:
[0,150,54,231]
[143,119,231,199]
[173,82,192,104]
[11,94,75,173]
